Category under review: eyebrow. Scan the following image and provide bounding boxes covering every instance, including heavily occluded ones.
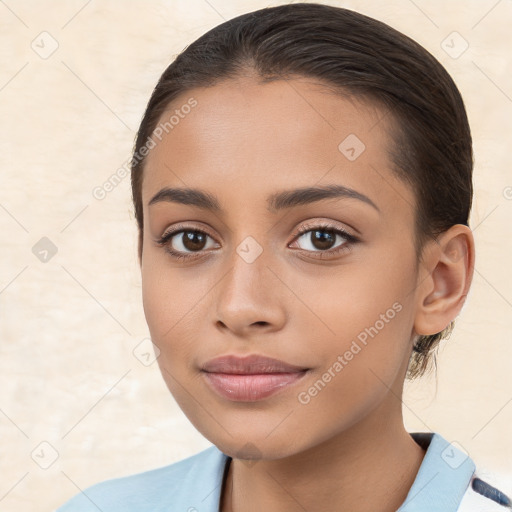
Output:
[148,184,380,213]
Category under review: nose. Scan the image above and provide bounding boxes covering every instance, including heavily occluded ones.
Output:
[214,243,287,337]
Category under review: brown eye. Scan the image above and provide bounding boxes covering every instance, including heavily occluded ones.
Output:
[155,225,220,261]
[293,227,353,252]
[168,230,215,253]
[301,229,338,251]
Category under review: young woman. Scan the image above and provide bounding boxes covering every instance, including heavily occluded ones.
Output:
[56,3,510,511]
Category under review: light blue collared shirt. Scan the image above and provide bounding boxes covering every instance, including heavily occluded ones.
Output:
[56,431,510,511]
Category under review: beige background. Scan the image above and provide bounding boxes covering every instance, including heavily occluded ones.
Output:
[1,0,511,510]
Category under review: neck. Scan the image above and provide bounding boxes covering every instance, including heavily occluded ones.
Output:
[220,398,426,512]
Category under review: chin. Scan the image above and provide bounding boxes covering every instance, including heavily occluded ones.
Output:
[201,428,305,461]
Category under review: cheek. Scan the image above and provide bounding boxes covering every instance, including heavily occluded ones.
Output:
[141,265,198,403]
[141,262,170,339]
[299,251,416,375]
[141,256,215,373]
[289,266,415,443]
[141,255,199,339]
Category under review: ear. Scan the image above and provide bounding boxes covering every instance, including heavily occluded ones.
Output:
[413,224,475,337]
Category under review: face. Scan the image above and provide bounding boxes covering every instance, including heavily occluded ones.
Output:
[140,75,422,460]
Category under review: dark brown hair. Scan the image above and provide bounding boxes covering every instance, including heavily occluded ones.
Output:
[130,3,473,379]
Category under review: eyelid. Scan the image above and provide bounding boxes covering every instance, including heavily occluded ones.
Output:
[292,219,357,240]
[157,222,218,242]
[155,219,359,260]
[158,219,356,241]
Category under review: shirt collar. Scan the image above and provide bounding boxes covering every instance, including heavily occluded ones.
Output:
[188,431,475,512]
[397,431,475,511]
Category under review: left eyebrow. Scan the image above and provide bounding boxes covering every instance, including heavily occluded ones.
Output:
[148,184,380,213]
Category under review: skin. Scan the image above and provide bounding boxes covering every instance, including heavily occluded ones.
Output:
[139,74,475,512]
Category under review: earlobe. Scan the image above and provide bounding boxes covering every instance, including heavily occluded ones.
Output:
[413,225,475,336]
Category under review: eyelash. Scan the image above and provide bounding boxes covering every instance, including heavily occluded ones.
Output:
[155,222,359,262]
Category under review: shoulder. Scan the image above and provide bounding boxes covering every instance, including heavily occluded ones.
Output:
[402,432,511,512]
[55,445,229,512]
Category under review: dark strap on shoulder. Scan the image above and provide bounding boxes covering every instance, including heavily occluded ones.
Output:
[472,477,512,508]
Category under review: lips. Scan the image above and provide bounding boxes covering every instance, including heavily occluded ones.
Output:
[201,354,309,374]
[201,354,310,401]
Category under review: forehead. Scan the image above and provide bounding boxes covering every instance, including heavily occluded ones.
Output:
[141,76,414,219]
